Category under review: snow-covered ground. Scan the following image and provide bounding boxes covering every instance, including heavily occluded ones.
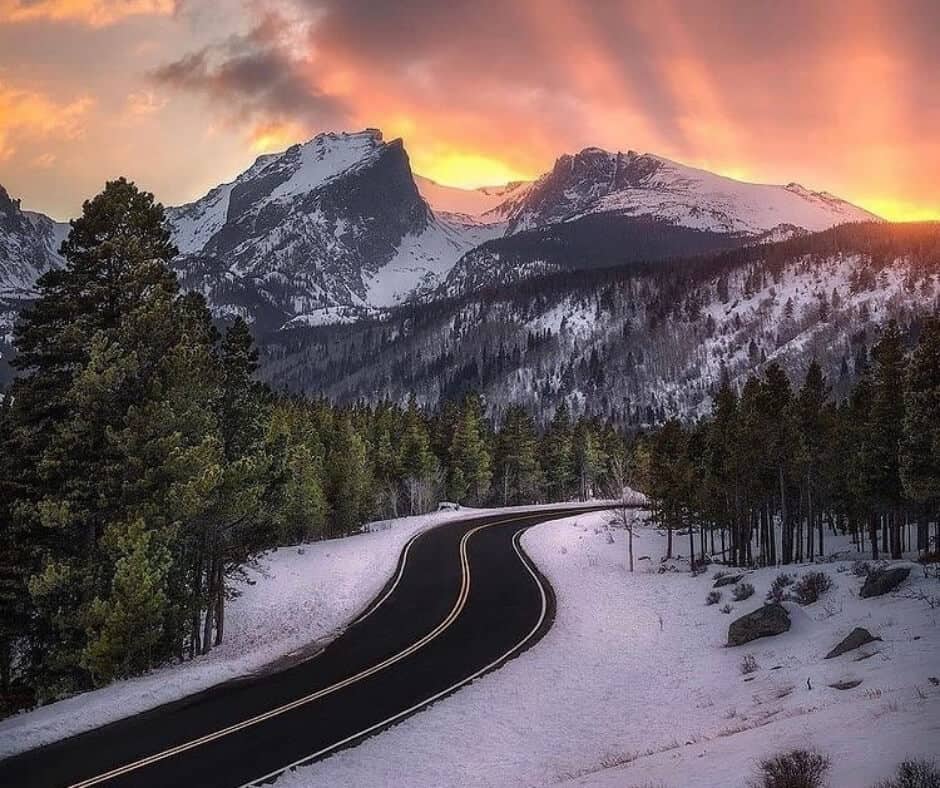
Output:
[274,511,940,788]
[0,502,605,760]
[0,507,483,759]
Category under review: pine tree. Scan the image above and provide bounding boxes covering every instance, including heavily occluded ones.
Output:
[399,398,438,514]
[901,317,940,556]
[494,406,542,505]
[328,416,373,535]
[446,394,492,505]
[542,402,575,501]
[864,321,908,558]
[794,360,830,559]
[7,179,180,696]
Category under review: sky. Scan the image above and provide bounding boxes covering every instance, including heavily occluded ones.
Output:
[0,0,938,222]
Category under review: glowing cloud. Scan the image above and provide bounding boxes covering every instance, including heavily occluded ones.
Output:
[0,0,937,220]
[0,81,93,160]
[0,0,175,27]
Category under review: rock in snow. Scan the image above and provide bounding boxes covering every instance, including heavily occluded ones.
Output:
[727,603,791,646]
[859,566,911,598]
[825,627,882,659]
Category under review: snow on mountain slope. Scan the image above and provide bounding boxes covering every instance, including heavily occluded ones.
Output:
[504,147,878,236]
[365,213,502,307]
[1,186,68,374]
[0,131,886,340]
[166,131,499,327]
[414,175,530,224]
[263,223,940,423]
[0,187,66,299]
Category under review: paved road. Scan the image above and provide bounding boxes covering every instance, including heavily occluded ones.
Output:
[0,505,615,788]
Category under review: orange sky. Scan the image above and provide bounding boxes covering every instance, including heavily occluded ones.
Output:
[0,0,937,221]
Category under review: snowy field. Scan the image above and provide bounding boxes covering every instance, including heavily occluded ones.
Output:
[274,511,940,788]
[0,503,602,759]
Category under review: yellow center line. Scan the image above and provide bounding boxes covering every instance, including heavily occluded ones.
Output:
[68,511,548,788]
[238,525,550,787]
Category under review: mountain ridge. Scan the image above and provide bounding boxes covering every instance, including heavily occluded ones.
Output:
[1,128,883,343]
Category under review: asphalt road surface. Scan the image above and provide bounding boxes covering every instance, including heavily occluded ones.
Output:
[0,505,619,788]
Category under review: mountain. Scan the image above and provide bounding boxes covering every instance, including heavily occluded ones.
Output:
[0,186,68,381]
[167,130,499,330]
[498,147,877,236]
[163,133,879,327]
[260,222,940,423]
[0,128,884,382]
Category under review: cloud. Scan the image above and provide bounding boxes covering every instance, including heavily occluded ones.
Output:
[0,0,177,27]
[126,90,168,117]
[0,81,93,161]
[152,8,349,142]
[3,0,938,218]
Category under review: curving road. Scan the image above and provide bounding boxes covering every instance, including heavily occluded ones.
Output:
[0,505,615,788]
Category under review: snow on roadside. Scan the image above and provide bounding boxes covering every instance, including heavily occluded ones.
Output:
[0,502,608,759]
[0,508,478,759]
[274,511,940,788]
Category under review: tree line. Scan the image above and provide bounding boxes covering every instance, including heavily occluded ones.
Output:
[638,317,940,569]
[0,179,631,713]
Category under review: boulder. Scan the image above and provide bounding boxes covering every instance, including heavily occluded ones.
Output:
[714,573,745,588]
[825,627,882,659]
[859,566,911,598]
[727,603,791,646]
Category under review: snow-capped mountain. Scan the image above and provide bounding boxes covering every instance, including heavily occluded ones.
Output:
[1,129,881,343]
[167,130,498,328]
[166,133,879,327]
[0,185,68,380]
[0,185,66,302]
[499,147,877,236]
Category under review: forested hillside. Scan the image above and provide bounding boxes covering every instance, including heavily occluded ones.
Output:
[638,317,940,570]
[262,222,940,424]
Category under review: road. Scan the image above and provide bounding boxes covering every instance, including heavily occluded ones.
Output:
[0,505,616,788]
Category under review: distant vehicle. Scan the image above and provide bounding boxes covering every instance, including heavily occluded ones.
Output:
[437,502,461,511]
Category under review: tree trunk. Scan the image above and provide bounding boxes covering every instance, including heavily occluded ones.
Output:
[214,560,225,647]
[779,466,789,565]
[817,509,824,557]
[202,554,216,656]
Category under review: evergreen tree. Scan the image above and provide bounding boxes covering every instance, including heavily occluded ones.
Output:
[542,402,575,501]
[494,406,542,505]
[901,317,940,555]
[446,395,492,505]
[328,416,373,535]
[794,360,830,559]
[863,321,907,558]
[399,398,438,514]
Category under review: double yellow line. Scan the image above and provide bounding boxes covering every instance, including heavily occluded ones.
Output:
[239,526,550,787]
[70,511,549,788]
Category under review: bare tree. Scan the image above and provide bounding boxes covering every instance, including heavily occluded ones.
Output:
[608,456,644,572]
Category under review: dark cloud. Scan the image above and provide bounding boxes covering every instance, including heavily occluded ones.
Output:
[152,12,349,132]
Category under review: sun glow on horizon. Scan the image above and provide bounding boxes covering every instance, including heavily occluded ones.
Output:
[855,196,940,223]
[412,152,537,191]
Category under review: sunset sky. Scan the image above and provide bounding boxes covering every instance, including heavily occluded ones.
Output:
[0,0,937,221]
